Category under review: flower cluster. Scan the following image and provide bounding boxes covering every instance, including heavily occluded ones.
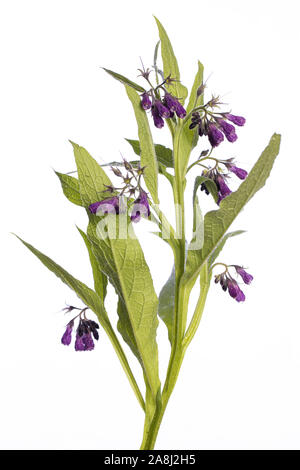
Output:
[189,95,245,148]
[214,265,253,302]
[61,306,99,351]
[141,92,186,128]
[88,160,150,223]
[200,157,248,204]
[138,63,186,128]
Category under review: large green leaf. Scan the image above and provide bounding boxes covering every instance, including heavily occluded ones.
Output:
[126,139,173,168]
[154,17,188,102]
[72,142,161,396]
[184,133,281,284]
[77,227,107,301]
[55,171,83,206]
[158,266,175,344]
[125,85,159,204]
[15,235,109,327]
[103,68,146,93]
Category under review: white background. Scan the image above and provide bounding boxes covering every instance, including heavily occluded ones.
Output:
[1,0,300,450]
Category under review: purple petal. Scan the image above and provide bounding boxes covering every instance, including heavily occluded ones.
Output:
[226,114,246,126]
[154,100,170,118]
[228,280,239,298]
[208,124,224,147]
[236,267,253,285]
[141,92,152,110]
[89,197,119,215]
[230,165,248,180]
[61,323,73,346]
[235,287,246,302]
[151,106,164,128]
[218,120,238,142]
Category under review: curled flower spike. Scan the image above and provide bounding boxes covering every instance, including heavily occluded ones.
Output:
[214,263,252,303]
[189,97,245,147]
[89,196,120,215]
[131,191,150,223]
[61,307,100,352]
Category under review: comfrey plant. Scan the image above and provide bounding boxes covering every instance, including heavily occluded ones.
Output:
[16,18,280,449]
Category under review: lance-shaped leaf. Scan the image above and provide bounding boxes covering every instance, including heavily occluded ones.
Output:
[102,68,146,93]
[154,17,188,102]
[14,235,109,327]
[72,142,161,396]
[77,227,107,301]
[184,133,281,285]
[158,266,175,344]
[55,171,83,206]
[177,61,204,178]
[125,85,159,204]
[126,138,173,168]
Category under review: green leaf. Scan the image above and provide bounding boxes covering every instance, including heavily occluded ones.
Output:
[208,230,246,269]
[125,86,159,204]
[73,142,161,397]
[69,141,113,206]
[193,175,219,205]
[154,17,188,102]
[186,61,204,114]
[184,133,281,285]
[177,61,204,178]
[102,68,146,93]
[77,227,108,301]
[55,171,83,206]
[126,139,173,168]
[14,235,109,327]
[158,266,175,344]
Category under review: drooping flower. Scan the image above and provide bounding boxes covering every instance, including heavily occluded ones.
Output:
[214,264,250,303]
[216,174,232,204]
[60,307,99,351]
[153,99,170,119]
[207,123,224,147]
[163,93,186,118]
[151,104,164,128]
[140,92,152,110]
[227,279,246,302]
[225,113,246,126]
[130,191,150,223]
[89,196,119,215]
[74,318,99,352]
[61,320,74,346]
[228,165,248,180]
[235,267,253,285]
[217,119,237,143]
